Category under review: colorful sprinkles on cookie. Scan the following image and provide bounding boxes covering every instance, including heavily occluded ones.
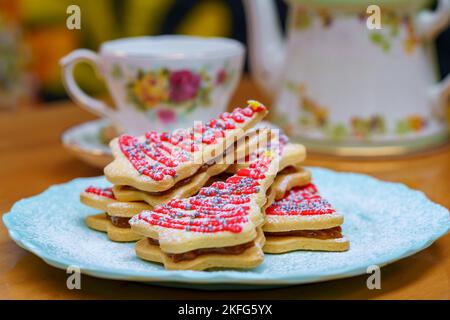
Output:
[84,186,115,199]
[128,140,296,270]
[117,101,268,181]
[133,155,273,235]
[263,183,349,253]
[266,184,335,216]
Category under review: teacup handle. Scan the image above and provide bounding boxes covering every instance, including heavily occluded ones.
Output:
[60,49,117,121]
[416,0,450,117]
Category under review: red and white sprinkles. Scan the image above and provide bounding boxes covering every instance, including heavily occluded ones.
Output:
[133,152,275,234]
[84,186,115,200]
[118,102,267,181]
[266,184,336,216]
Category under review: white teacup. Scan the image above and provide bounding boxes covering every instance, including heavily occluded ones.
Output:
[60,36,245,135]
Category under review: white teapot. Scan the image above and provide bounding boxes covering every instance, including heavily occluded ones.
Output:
[243,0,450,155]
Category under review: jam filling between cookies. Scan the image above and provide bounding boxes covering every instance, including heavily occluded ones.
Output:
[265,226,343,240]
[146,238,255,262]
[106,214,131,228]
[278,165,299,175]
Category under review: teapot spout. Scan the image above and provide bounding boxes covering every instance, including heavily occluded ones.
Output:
[243,0,285,97]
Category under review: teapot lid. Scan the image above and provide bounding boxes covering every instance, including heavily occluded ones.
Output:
[287,0,430,10]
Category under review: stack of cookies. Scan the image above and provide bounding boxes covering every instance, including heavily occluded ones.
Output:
[80,100,349,271]
[81,100,269,242]
[263,183,349,253]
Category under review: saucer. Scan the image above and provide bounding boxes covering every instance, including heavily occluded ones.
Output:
[61,119,113,168]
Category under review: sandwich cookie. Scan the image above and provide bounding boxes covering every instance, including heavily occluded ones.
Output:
[104,101,268,193]
[263,184,349,253]
[262,166,312,212]
[111,129,274,207]
[80,186,149,242]
[130,134,304,270]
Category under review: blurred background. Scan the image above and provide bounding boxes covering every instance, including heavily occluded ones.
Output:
[0,0,284,110]
[2,0,450,112]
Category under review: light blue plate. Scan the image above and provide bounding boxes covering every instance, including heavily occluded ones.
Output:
[3,168,449,290]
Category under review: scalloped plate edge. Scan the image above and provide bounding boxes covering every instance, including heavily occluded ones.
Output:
[3,204,449,288]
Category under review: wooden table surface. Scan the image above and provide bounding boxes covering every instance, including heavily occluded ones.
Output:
[1,79,449,299]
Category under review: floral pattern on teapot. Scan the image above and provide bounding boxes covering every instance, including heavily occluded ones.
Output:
[243,0,450,151]
[272,81,429,141]
[292,7,419,55]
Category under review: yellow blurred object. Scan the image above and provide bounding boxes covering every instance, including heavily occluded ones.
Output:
[124,0,175,36]
[79,0,117,43]
[21,0,70,24]
[11,0,236,104]
[73,62,107,97]
[177,0,231,37]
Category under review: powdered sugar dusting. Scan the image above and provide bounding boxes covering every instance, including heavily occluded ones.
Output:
[3,167,449,286]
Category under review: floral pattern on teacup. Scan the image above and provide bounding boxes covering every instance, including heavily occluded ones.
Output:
[129,69,170,108]
[156,109,177,125]
[125,67,233,114]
